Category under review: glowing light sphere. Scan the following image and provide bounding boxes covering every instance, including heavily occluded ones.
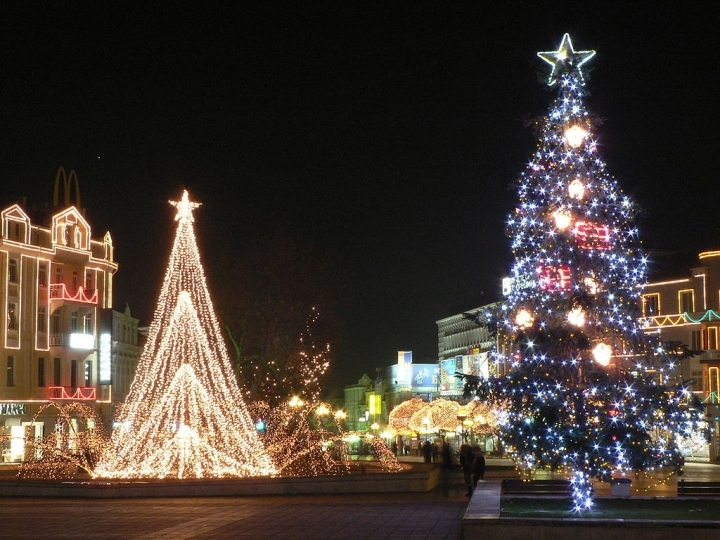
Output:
[592,343,612,366]
[553,209,572,230]
[568,178,585,199]
[564,125,587,148]
[567,307,585,327]
[584,277,599,294]
[515,309,534,328]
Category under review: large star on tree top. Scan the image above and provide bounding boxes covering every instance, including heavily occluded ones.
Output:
[170,190,201,223]
[537,33,596,86]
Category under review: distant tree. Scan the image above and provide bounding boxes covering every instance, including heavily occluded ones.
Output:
[210,229,342,405]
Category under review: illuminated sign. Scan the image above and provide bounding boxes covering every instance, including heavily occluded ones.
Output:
[368,394,381,415]
[397,350,412,386]
[502,277,512,296]
[69,333,94,349]
[99,333,112,384]
[0,403,27,415]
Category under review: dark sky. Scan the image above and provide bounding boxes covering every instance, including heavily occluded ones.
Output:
[2,2,717,392]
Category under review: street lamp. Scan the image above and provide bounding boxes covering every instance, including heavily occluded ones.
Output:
[457,407,470,444]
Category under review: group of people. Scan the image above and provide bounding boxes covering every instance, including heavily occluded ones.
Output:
[460,444,486,496]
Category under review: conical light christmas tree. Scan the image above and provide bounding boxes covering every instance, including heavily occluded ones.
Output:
[95,191,276,478]
[465,35,702,511]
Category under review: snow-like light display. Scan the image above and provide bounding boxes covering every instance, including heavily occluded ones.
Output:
[94,191,276,479]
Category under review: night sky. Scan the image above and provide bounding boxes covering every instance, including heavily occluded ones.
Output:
[2,3,717,392]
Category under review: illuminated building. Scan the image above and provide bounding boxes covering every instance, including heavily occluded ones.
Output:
[435,303,502,398]
[0,168,118,462]
[641,250,720,461]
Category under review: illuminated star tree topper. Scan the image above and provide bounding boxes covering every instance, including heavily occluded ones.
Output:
[537,33,596,85]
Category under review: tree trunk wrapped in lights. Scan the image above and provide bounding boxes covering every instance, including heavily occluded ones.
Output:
[463,35,706,511]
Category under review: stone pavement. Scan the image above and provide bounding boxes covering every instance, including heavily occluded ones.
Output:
[0,469,472,540]
[1,460,718,539]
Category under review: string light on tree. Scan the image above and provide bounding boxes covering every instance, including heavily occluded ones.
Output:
[94,190,276,479]
[463,34,706,512]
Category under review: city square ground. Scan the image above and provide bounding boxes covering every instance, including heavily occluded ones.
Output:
[0,458,718,539]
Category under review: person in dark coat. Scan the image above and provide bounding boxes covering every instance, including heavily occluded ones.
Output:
[459,444,474,496]
[472,450,486,486]
[422,440,432,463]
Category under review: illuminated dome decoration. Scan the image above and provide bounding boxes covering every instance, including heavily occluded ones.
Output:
[94,191,276,479]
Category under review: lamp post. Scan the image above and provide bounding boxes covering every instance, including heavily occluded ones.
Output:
[457,407,469,444]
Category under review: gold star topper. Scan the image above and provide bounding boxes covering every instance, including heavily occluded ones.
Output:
[537,33,595,85]
[170,190,201,222]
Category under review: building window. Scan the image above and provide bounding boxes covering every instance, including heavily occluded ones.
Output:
[52,309,61,333]
[85,361,92,386]
[37,306,47,333]
[38,357,45,387]
[71,311,78,333]
[679,290,694,313]
[39,264,47,287]
[54,358,61,386]
[710,367,720,395]
[83,312,93,334]
[54,267,62,284]
[7,303,18,330]
[85,272,93,290]
[72,271,78,292]
[6,356,15,387]
[71,360,78,388]
[642,294,660,316]
[704,327,718,350]
[690,330,701,351]
[8,259,18,283]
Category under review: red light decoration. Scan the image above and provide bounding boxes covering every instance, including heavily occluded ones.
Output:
[538,264,572,290]
[47,386,96,400]
[49,284,98,304]
[573,220,611,250]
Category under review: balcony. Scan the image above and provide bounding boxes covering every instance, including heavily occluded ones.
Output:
[49,284,97,304]
[47,386,96,400]
[49,333,95,349]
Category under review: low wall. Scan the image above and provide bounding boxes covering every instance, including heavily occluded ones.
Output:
[0,467,439,499]
[463,518,720,540]
[462,480,720,539]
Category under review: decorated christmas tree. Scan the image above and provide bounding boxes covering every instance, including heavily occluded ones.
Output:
[465,35,703,510]
[94,191,276,479]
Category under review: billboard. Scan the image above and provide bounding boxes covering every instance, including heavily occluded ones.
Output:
[397,350,412,387]
[440,352,489,395]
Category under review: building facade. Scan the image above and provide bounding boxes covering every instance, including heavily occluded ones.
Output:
[0,185,118,462]
[435,303,500,399]
[641,250,720,461]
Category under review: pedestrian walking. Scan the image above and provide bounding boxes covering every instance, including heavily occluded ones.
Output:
[459,444,474,496]
[440,442,453,497]
[422,440,432,463]
[472,450,486,486]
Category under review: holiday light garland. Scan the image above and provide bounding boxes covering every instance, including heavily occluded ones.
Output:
[94,191,276,479]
